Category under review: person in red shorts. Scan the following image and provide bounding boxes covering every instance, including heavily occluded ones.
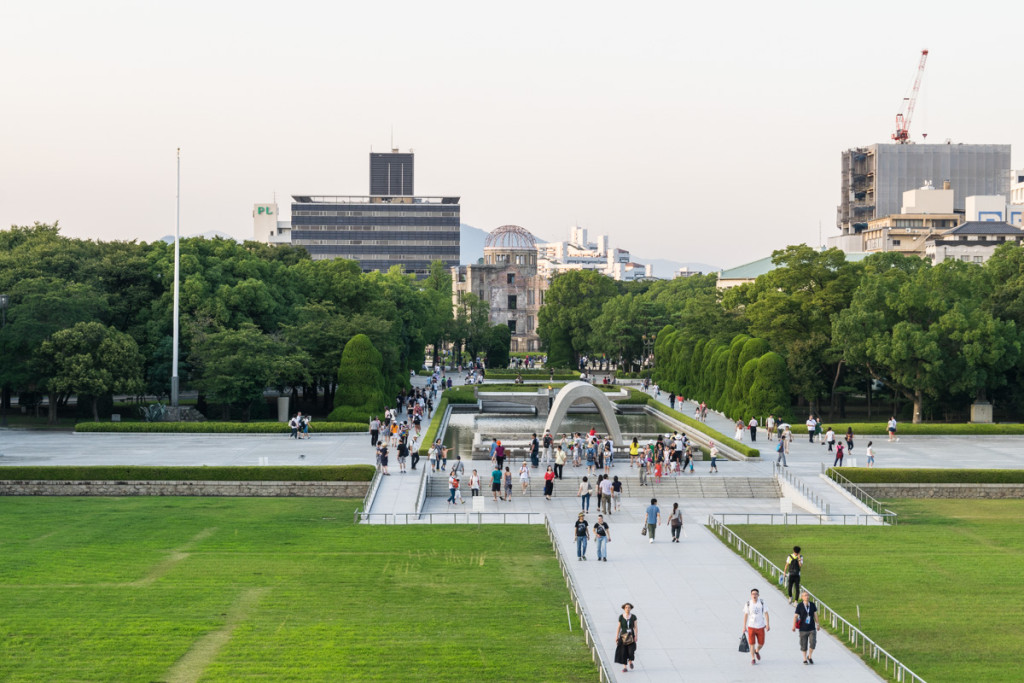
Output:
[742,588,770,665]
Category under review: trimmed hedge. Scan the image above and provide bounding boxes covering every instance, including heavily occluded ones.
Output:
[0,465,375,482]
[818,422,1024,436]
[647,400,760,457]
[478,383,619,393]
[75,421,366,433]
[443,387,478,404]
[618,388,656,405]
[487,370,580,380]
[831,468,1024,484]
[419,396,450,455]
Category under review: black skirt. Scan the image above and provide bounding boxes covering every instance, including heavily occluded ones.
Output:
[614,639,636,664]
[544,480,554,496]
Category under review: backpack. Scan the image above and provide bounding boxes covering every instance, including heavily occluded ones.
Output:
[786,553,801,576]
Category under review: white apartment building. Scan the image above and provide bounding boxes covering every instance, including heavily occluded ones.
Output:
[536,225,653,281]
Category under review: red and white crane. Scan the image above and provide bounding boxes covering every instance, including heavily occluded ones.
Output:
[892,49,929,144]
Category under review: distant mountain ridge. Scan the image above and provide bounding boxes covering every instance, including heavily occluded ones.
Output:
[460,224,717,277]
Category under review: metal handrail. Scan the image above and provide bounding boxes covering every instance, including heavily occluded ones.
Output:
[412,463,429,519]
[774,463,831,514]
[709,511,897,526]
[356,511,546,524]
[543,516,615,682]
[361,468,383,513]
[823,465,899,520]
[708,515,925,682]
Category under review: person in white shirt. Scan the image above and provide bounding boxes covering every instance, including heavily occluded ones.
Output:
[742,588,770,665]
[805,416,816,443]
[765,414,775,441]
[825,428,836,452]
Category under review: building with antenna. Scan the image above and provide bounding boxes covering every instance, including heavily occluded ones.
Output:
[255,148,460,277]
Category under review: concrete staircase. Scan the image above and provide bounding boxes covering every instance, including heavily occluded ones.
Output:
[426,474,781,499]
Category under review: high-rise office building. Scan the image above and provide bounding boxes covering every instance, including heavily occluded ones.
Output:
[837,143,1011,236]
[370,151,414,196]
[289,193,460,276]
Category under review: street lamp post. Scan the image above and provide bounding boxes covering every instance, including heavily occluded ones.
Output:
[0,293,8,427]
[641,332,656,371]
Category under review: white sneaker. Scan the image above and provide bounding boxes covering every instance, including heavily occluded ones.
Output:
[649,538,654,544]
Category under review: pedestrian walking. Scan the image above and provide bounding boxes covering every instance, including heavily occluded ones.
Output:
[825,427,835,452]
[600,475,613,515]
[574,512,590,561]
[554,446,566,479]
[866,441,876,467]
[709,442,719,473]
[833,442,844,467]
[614,603,638,672]
[470,469,481,497]
[378,444,390,476]
[668,503,683,542]
[805,415,816,443]
[519,461,531,494]
[644,498,660,543]
[447,473,457,506]
[612,475,622,511]
[742,588,770,665]
[629,437,639,468]
[543,466,555,500]
[578,476,592,512]
[775,439,787,468]
[503,466,512,501]
[766,414,775,441]
[369,416,380,446]
[845,427,855,455]
[887,416,898,442]
[783,546,803,603]
[748,417,758,442]
[491,466,502,502]
[793,590,820,664]
[594,514,611,561]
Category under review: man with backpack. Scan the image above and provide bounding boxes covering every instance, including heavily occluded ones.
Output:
[783,546,803,604]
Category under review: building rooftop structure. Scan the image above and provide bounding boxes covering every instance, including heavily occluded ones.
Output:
[717,253,869,289]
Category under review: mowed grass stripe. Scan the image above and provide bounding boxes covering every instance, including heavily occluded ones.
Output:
[0,498,597,682]
[729,499,1024,683]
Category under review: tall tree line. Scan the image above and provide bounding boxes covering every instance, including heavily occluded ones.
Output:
[537,244,1024,423]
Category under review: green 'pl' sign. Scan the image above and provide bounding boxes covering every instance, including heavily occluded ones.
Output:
[257,206,274,215]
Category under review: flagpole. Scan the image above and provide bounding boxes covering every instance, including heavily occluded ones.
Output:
[171,148,181,410]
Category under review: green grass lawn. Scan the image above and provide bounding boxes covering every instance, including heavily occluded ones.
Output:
[728,499,1024,682]
[0,498,597,682]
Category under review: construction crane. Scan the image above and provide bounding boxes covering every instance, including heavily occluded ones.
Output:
[892,49,929,144]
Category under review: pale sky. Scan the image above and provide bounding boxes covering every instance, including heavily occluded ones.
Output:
[3,0,1022,269]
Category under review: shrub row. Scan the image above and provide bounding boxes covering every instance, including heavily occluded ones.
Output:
[418,395,450,455]
[443,387,478,404]
[831,468,1024,484]
[478,383,618,393]
[646,399,760,457]
[75,421,366,433]
[486,370,579,380]
[820,422,1024,436]
[0,465,375,482]
[618,388,657,405]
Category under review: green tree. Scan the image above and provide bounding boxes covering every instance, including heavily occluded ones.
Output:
[748,352,791,419]
[190,323,308,420]
[537,270,619,366]
[329,334,387,423]
[35,322,144,422]
[485,324,512,369]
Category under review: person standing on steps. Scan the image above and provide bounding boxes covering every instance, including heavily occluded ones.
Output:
[578,476,592,512]
[793,590,820,665]
[530,432,540,469]
[573,512,590,561]
[645,498,661,543]
[554,446,566,479]
[668,503,683,542]
[742,588,770,665]
[614,603,638,672]
[783,546,803,604]
[470,469,481,497]
[543,466,555,500]
[600,475,613,515]
[491,466,502,502]
[594,513,611,561]
[503,466,513,502]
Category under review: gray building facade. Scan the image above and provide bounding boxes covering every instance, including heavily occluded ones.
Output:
[370,152,414,196]
[290,194,460,277]
[838,143,1011,235]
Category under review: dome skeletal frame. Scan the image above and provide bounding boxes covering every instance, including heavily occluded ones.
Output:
[484,225,537,251]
